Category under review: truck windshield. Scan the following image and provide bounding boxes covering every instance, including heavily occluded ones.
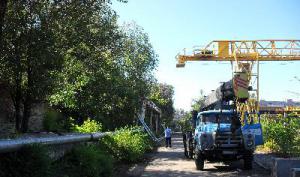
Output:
[201,114,231,123]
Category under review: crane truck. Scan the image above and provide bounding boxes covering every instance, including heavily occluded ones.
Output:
[183,71,263,170]
[179,40,300,170]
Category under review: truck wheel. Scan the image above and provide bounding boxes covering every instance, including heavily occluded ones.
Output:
[183,134,188,158]
[243,152,253,170]
[188,149,193,159]
[184,148,188,158]
[183,141,188,157]
[195,153,204,170]
[188,139,193,159]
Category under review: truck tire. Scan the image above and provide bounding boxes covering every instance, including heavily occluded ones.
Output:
[183,134,188,158]
[243,151,253,170]
[195,152,204,170]
[188,149,193,159]
[186,138,194,159]
[184,147,188,158]
[187,139,193,159]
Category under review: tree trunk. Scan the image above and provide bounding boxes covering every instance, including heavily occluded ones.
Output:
[21,94,31,133]
[21,1,34,133]
[14,46,22,132]
[21,52,34,132]
[14,83,22,132]
[21,65,33,133]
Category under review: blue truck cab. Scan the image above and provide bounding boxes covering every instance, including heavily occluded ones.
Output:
[193,110,257,170]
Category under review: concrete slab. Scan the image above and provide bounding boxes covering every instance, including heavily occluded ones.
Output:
[291,168,300,177]
[271,158,300,177]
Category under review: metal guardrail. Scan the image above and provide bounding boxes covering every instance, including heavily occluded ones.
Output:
[0,119,164,154]
[0,132,111,153]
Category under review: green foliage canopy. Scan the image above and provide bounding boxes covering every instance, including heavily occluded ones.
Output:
[0,0,160,131]
[150,83,175,125]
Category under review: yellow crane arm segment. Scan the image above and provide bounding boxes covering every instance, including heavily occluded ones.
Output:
[176,40,300,67]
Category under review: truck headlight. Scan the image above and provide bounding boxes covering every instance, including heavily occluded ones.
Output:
[244,134,255,149]
[246,139,253,147]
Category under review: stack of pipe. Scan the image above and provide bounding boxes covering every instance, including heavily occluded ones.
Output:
[202,80,235,110]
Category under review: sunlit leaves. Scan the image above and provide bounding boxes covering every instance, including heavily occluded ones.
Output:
[261,114,300,156]
[47,3,158,129]
[150,83,175,124]
[1,0,160,131]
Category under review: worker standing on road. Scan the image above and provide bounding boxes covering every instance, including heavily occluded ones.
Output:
[165,126,172,148]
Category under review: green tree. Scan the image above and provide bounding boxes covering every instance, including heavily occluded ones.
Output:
[48,3,158,129]
[177,111,193,132]
[0,1,62,132]
[191,90,206,111]
[150,83,175,125]
[176,90,206,132]
[47,0,124,128]
[1,0,158,133]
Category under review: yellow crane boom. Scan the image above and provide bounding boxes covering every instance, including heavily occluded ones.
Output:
[176,40,300,67]
[176,39,300,121]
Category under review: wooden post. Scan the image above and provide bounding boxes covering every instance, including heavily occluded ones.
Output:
[150,110,153,130]
[156,114,160,134]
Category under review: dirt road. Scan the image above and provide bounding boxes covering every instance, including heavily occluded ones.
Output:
[139,135,270,177]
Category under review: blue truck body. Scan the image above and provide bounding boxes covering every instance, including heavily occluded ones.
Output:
[183,109,263,170]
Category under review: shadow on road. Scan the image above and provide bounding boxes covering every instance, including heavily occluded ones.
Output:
[119,135,270,177]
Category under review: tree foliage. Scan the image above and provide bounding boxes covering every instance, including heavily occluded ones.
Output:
[150,83,175,125]
[191,90,206,111]
[0,0,160,132]
[0,0,8,42]
[177,111,192,132]
[49,17,158,129]
[176,90,206,132]
[0,1,62,132]
[261,114,300,156]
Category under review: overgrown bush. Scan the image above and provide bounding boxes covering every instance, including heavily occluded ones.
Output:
[43,110,65,132]
[100,126,153,162]
[0,144,52,177]
[0,126,153,177]
[54,145,113,177]
[261,114,300,156]
[72,118,102,133]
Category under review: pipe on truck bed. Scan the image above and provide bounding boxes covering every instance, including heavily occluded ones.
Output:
[202,72,250,111]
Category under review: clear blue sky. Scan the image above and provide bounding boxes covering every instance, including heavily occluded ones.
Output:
[113,0,300,111]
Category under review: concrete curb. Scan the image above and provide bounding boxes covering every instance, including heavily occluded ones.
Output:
[254,157,270,170]
[254,153,273,171]
[271,158,300,177]
[254,154,300,177]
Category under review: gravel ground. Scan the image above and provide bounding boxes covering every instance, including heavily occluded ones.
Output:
[123,135,271,177]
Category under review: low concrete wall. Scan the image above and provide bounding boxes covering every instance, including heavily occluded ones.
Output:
[0,103,48,136]
[254,153,273,170]
[0,85,15,135]
[46,141,97,160]
[291,168,300,177]
[272,158,300,177]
